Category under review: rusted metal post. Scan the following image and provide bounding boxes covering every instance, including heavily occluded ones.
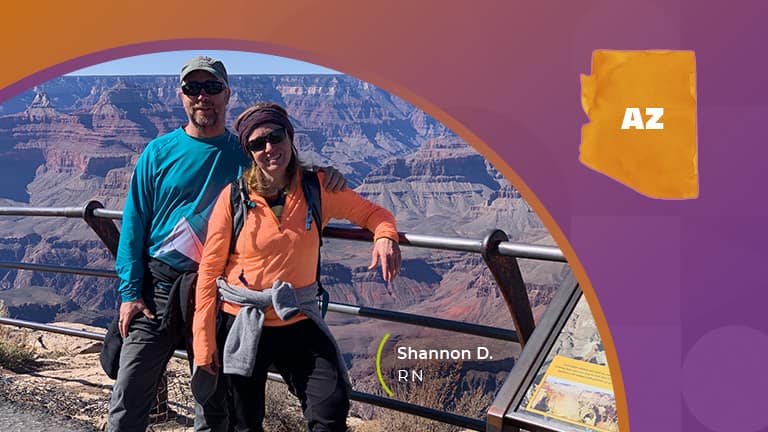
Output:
[485,274,580,432]
[481,229,535,346]
[81,200,121,258]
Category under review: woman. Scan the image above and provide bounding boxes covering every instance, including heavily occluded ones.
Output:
[192,102,401,432]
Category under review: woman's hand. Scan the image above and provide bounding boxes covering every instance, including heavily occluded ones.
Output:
[199,350,220,375]
[369,238,401,282]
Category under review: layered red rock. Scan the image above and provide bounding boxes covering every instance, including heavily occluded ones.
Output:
[0,75,564,351]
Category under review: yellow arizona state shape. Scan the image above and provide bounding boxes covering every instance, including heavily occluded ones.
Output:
[580,50,699,199]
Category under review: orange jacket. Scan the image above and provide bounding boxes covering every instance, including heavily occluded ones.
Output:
[192,171,399,366]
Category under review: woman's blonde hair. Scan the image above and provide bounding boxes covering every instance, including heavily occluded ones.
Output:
[234,102,306,196]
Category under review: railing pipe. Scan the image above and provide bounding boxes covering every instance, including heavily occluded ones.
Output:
[497,242,565,263]
[328,302,518,342]
[351,391,486,431]
[0,261,117,278]
[0,206,564,262]
[0,207,84,217]
[323,226,484,252]
[261,371,485,431]
[92,208,123,220]
[0,317,107,341]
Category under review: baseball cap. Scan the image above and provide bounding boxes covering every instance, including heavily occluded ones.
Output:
[180,56,229,86]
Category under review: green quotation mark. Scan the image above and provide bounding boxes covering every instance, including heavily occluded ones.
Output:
[376,332,394,397]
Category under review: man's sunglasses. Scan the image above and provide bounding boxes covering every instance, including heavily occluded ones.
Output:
[181,80,226,96]
[246,128,288,152]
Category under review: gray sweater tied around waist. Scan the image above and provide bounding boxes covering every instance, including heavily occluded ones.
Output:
[217,277,349,388]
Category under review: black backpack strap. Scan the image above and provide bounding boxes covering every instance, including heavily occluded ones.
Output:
[301,170,328,317]
[301,170,323,247]
[229,176,252,256]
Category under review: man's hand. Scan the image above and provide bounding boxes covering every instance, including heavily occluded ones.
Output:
[315,165,347,192]
[369,238,401,282]
[118,299,155,338]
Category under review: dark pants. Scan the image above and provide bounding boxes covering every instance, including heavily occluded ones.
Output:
[219,316,350,432]
[108,279,229,432]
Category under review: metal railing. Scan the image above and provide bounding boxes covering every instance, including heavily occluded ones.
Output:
[0,201,567,431]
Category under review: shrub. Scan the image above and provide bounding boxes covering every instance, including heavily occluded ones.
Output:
[0,300,38,372]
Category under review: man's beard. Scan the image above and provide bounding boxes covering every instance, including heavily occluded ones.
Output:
[190,107,218,129]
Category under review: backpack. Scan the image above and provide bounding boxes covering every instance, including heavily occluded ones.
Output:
[229,170,329,317]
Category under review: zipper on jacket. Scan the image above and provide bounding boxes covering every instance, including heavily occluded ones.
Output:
[258,195,283,232]
[238,269,250,287]
[277,190,297,233]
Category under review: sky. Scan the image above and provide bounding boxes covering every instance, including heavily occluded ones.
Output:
[67,50,341,76]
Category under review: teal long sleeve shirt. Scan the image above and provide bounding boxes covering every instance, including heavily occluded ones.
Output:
[115,128,250,303]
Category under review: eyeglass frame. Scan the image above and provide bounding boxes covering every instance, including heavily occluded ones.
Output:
[180,80,227,97]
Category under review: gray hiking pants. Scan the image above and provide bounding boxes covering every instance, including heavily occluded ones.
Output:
[107,280,228,432]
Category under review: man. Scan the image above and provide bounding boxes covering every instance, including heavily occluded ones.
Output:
[108,55,346,432]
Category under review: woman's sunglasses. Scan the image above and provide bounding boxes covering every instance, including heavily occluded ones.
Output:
[246,128,288,152]
[181,80,226,97]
